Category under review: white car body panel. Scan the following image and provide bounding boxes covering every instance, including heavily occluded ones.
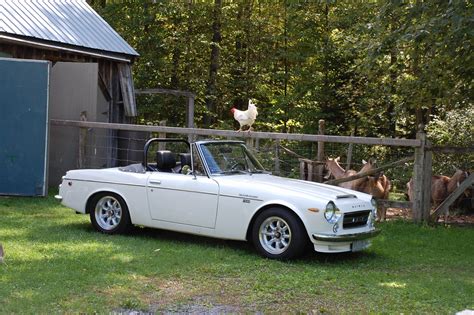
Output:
[57,140,380,255]
[147,172,219,228]
[212,174,373,241]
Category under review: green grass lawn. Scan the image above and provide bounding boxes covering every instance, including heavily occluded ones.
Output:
[1,193,473,313]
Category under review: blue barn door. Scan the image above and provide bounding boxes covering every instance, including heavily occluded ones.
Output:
[0,58,50,196]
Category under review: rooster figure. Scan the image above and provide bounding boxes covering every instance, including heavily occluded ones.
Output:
[231,99,258,132]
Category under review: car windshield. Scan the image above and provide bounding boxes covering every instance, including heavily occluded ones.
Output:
[199,142,267,175]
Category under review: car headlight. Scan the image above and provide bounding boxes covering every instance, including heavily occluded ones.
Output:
[324,202,341,224]
[371,198,377,209]
[371,198,377,220]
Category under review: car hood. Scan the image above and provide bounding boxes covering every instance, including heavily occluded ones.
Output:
[213,173,371,203]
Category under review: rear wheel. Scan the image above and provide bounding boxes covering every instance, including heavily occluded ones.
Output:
[252,207,308,259]
[89,193,131,234]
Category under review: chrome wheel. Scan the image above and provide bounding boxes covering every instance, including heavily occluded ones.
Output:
[258,216,292,255]
[94,196,122,231]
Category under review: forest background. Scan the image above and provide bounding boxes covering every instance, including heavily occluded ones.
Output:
[88,0,473,175]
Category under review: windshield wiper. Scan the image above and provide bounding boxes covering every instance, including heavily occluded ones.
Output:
[249,170,271,174]
[219,170,250,175]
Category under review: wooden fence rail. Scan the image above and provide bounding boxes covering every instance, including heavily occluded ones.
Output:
[325,156,414,186]
[50,119,422,147]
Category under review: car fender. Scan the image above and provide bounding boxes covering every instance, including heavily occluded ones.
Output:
[60,179,148,225]
[84,187,130,213]
[85,185,150,225]
[245,199,310,240]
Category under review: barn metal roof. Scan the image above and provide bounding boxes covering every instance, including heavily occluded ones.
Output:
[0,0,138,59]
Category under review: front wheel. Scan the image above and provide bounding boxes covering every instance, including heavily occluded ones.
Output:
[89,193,131,234]
[252,207,308,260]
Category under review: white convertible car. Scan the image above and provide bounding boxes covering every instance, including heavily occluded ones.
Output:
[56,138,380,259]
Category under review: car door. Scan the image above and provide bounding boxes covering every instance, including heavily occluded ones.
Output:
[146,171,219,229]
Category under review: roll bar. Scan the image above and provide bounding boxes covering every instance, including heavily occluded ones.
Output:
[143,138,190,170]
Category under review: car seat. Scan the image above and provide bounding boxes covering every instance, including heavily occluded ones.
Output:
[156,150,176,172]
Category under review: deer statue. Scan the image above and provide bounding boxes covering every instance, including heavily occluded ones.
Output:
[325,157,363,190]
[407,169,470,208]
[325,157,391,221]
[358,159,392,221]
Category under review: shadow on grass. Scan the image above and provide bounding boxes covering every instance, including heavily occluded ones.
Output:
[67,221,256,255]
[66,221,384,265]
[300,249,380,265]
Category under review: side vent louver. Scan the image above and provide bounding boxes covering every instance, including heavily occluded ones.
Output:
[336,194,356,199]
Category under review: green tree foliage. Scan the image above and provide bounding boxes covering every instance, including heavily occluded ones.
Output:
[90,0,473,142]
[362,1,473,138]
[427,107,474,173]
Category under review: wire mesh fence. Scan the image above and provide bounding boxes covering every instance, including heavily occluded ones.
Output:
[70,125,420,195]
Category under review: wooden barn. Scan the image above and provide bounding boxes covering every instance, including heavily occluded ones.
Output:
[0,0,139,195]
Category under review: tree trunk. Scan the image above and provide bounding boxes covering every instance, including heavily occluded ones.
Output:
[233,2,247,109]
[183,0,193,88]
[283,0,289,133]
[204,0,222,127]
[387,46,397,136]
[171,45,180,89]
[323,3,330,110]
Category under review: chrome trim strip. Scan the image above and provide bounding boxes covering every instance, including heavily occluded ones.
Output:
[219,194,263,202]
[312,229,381,242]
[149,186,218,197]
[195,143,212,178]
[63,178,146,188]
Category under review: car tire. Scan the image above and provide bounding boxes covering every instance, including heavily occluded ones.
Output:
[89,192,131,234]
[252,207,308,260]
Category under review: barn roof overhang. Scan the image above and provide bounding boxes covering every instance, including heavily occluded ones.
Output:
[1,0,139,63]
[0,33,136,63]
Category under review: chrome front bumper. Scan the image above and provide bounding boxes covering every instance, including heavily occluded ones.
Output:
[312,228,381,242]
[54,195,63,201]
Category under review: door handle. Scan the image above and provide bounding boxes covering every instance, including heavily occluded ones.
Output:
[149,180,161,185]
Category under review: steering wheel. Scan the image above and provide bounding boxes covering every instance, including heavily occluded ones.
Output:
[230,162,246,171]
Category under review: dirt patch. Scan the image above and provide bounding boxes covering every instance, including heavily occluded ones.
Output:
[162,295,242,314]
[385,207,412,220]
[385,207,474,225]
[141,278,248,314]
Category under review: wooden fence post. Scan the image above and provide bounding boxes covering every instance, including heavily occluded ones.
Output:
[346,130,354,169]
[78,111,87,168]
[412,126,432,223]
[246,137,254,149]
[316,119,325,182]
[299,159,306,180]
[307,161,314,181]
[422,140,433,222]
[274,139,280,176]
[158,120,167,151]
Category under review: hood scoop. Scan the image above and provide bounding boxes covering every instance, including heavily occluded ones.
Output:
[336,194,357,199]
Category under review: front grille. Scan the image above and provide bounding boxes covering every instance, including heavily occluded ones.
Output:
[343,210,371,229]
